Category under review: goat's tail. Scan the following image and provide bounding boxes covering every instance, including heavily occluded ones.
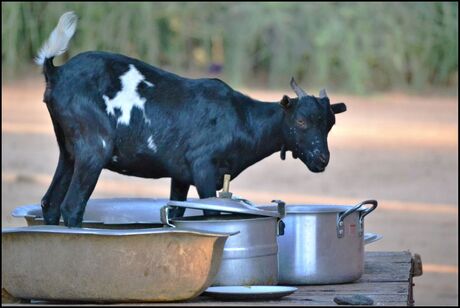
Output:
[35,11,78,73]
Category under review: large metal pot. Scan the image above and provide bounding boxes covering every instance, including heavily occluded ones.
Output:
[161,198,285,286]
[260,200,378,285]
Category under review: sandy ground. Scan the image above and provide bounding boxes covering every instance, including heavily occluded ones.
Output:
[1,77,458,305]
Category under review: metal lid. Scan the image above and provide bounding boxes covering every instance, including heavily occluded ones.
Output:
[166,174,285,219]
[259,200,378,215]
[167,197,285,218]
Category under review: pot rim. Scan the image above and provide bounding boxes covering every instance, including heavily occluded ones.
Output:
[258,204,367,214]
[171,214,277,223]
[2,225,238,238]
[167,198,283,218]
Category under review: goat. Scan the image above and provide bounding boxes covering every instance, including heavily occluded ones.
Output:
[36,12,347,227]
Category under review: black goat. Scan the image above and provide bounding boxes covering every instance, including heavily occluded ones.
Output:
[37,12,347,227]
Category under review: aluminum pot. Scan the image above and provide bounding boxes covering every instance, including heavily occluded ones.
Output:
[260,199,378,285]
[161,198,285,286]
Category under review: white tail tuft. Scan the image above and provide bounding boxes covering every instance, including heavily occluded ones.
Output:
[35,11,78,66]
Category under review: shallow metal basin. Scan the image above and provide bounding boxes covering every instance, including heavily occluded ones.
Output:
[2,225,235,302]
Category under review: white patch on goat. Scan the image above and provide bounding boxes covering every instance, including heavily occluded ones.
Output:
[144,80,154,87]
[147,135,158,153]
[103,64,154,125]
[101,138,106,148]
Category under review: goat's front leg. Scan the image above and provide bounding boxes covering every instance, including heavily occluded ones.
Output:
[41,152,74,225]
[192,162,220,216]
[168,178,190,218]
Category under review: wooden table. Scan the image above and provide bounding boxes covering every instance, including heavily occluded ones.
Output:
[176,251,422,306]
[6,251,422,306]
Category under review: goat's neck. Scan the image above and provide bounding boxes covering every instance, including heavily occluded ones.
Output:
[241,98,285,163]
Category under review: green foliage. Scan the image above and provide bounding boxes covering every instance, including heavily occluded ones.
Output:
[2,2,458,93]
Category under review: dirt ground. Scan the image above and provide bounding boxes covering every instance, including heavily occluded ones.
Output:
[2,77,458,305]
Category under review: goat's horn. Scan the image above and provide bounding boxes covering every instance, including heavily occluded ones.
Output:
[319,88,328,98]
[290,77,308,98]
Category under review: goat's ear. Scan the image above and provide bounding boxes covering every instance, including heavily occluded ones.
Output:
[280,95,293,110]
[331,103,347,114]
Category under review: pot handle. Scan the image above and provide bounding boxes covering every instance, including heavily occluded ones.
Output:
[364,233,383,245]
[160,205,176,228]
[277,220,285,236]
[271,200,286,236]
[271,200,286,218]
[336,200,378,238]
[358,200,378,236]
[358,200,378,221]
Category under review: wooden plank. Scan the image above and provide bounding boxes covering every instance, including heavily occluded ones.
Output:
[360,251,412,283]
[288,282,409,295]
[365,251,412,260]
[360,264,412,282]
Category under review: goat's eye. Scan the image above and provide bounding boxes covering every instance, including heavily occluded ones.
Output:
[296,119,307,128]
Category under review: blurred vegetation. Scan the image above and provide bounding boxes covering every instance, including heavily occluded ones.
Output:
[2,2,458,93]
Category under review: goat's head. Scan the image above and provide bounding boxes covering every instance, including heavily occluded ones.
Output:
[280,77,347,172]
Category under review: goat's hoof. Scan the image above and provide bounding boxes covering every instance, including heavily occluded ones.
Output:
[40,199,49,209]
[63,215,83,228]
[43,213,61,225]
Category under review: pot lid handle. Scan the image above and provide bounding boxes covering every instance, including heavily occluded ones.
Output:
[218,174,233,199]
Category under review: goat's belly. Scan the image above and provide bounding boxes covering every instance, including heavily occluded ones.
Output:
[105,152,170,179]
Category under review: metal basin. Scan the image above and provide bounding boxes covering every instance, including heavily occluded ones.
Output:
[2,225,235,302]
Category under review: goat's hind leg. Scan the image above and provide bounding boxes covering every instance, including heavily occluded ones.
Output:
[41,153,73,224]
[41,117,74,225]
[56,94,114,227]
[60,138,111,227]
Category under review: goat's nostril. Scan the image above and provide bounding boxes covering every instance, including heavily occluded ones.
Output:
[318,154,328,164]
